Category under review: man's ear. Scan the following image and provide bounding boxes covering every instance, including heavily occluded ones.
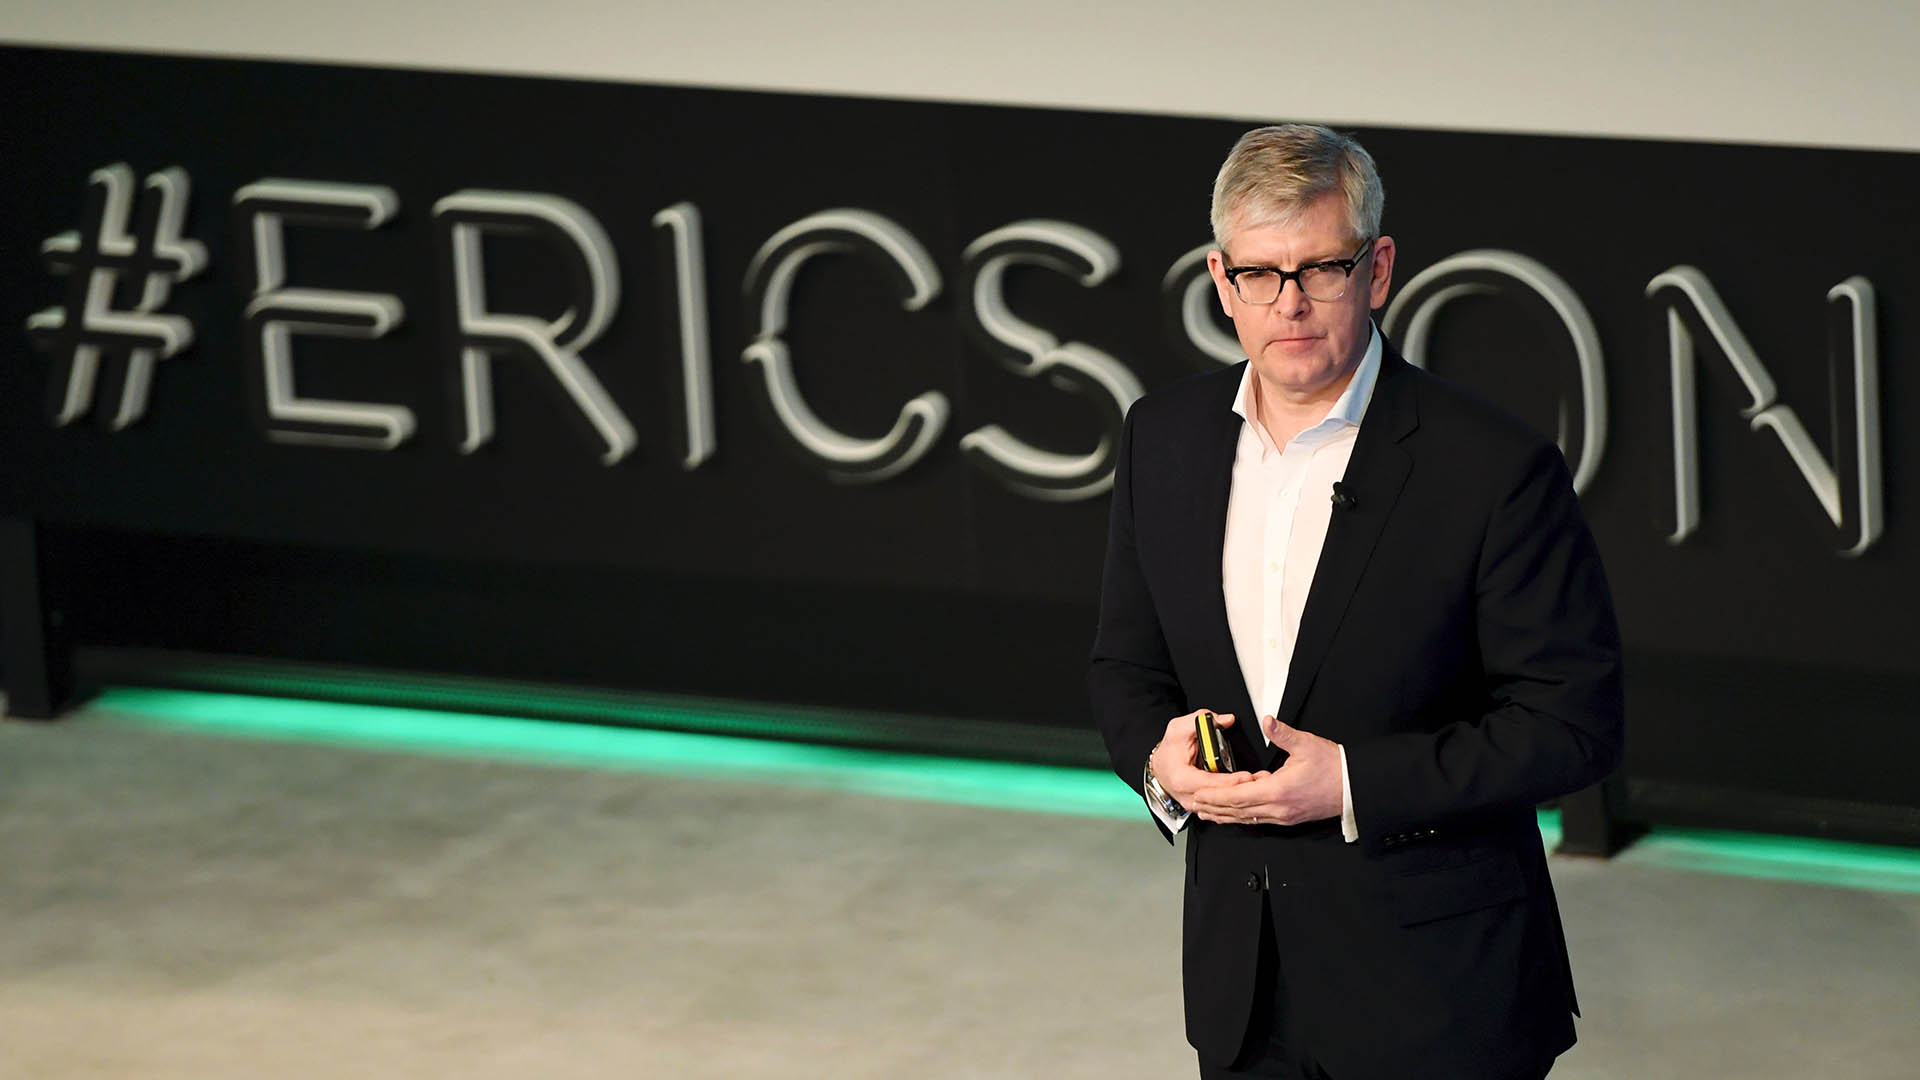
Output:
[1207,249,1235,318]
[1368,236,1396,310]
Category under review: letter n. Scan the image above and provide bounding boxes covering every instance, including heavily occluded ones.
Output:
[1647,266,1881,557]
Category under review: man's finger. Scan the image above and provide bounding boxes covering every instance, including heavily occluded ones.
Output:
[1190,778,1275,810]
[1188,771,1258,794]
[1263,715,1300,747]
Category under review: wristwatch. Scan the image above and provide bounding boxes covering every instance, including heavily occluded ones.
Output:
[1143,756,1186,818]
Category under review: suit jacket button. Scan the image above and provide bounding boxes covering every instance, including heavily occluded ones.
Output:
[1244,872,1261,891]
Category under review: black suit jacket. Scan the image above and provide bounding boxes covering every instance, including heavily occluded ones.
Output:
[1088,345,1624,1077]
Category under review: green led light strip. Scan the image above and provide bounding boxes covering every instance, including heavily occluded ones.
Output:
[1623,827,1920,894]
[92,655,1108,767]
[124,665,883,743]
[86,687,1920,894]
[90,687,1139,821]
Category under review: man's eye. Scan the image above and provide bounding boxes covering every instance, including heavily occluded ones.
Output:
[1239,269,1277,280]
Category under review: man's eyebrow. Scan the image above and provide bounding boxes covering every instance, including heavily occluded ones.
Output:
[1229,251,1349,268]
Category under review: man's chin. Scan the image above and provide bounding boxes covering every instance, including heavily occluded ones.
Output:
[1256,358,1364,403]
[1255,351,1334,381]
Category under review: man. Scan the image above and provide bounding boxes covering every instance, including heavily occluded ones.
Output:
[1088,124,1623,1079]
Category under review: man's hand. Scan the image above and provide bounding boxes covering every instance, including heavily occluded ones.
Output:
[1187,716,1344,827]
[1148,709,1252,808]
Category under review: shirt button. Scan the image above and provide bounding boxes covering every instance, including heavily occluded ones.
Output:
[1268,561,1280,573]
[1267,637,1278,649]
[1244,873,1261,891]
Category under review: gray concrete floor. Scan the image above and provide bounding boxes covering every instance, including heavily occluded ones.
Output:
[3,706,1918,1079]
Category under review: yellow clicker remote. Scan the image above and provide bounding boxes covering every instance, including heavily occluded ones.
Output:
[1195,710,1236,773]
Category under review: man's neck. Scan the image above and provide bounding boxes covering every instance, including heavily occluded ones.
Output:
[1250,367,1356,448]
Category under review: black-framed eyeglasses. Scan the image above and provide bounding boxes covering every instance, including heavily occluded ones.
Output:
[1223,238,1375,304]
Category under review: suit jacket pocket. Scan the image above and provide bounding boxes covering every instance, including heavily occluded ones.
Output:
[1387,848,1526,926]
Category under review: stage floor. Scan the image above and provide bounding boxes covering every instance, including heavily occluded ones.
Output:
[4,693,1918,1078]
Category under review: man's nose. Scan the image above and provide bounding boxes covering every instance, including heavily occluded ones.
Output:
[1274,276,1311,316]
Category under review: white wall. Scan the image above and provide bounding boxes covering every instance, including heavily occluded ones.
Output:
[3,0,1916,151]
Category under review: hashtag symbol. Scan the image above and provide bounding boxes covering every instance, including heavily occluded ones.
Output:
[25,163,207,429]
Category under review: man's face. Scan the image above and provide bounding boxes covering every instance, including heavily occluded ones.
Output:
[1206,191,1395,402]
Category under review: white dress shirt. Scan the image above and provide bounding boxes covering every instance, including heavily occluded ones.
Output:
[1148,325,1382,843]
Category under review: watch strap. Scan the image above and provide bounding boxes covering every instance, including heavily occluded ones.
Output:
[1142,757,1185,818]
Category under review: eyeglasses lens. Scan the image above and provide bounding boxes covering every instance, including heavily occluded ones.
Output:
[1236,267,1349,304]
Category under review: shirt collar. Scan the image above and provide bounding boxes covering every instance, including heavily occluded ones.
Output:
[1230,321,1384,434]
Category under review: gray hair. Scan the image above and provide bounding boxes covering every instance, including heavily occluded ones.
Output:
[1210,124,1384,252]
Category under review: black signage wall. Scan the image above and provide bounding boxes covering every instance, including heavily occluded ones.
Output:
[3,46,1915,844]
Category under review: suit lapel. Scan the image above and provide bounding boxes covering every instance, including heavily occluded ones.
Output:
[1194,364,1263,768]
[1258,351,1420,770]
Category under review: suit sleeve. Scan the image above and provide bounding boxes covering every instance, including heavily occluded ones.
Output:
[1087,410,1186,839]
[1345,439,1624,848]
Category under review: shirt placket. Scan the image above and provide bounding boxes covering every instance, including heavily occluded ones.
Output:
[1261,442,1307,731]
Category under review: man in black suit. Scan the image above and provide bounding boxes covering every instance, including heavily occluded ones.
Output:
[1088,125,1623,1079]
